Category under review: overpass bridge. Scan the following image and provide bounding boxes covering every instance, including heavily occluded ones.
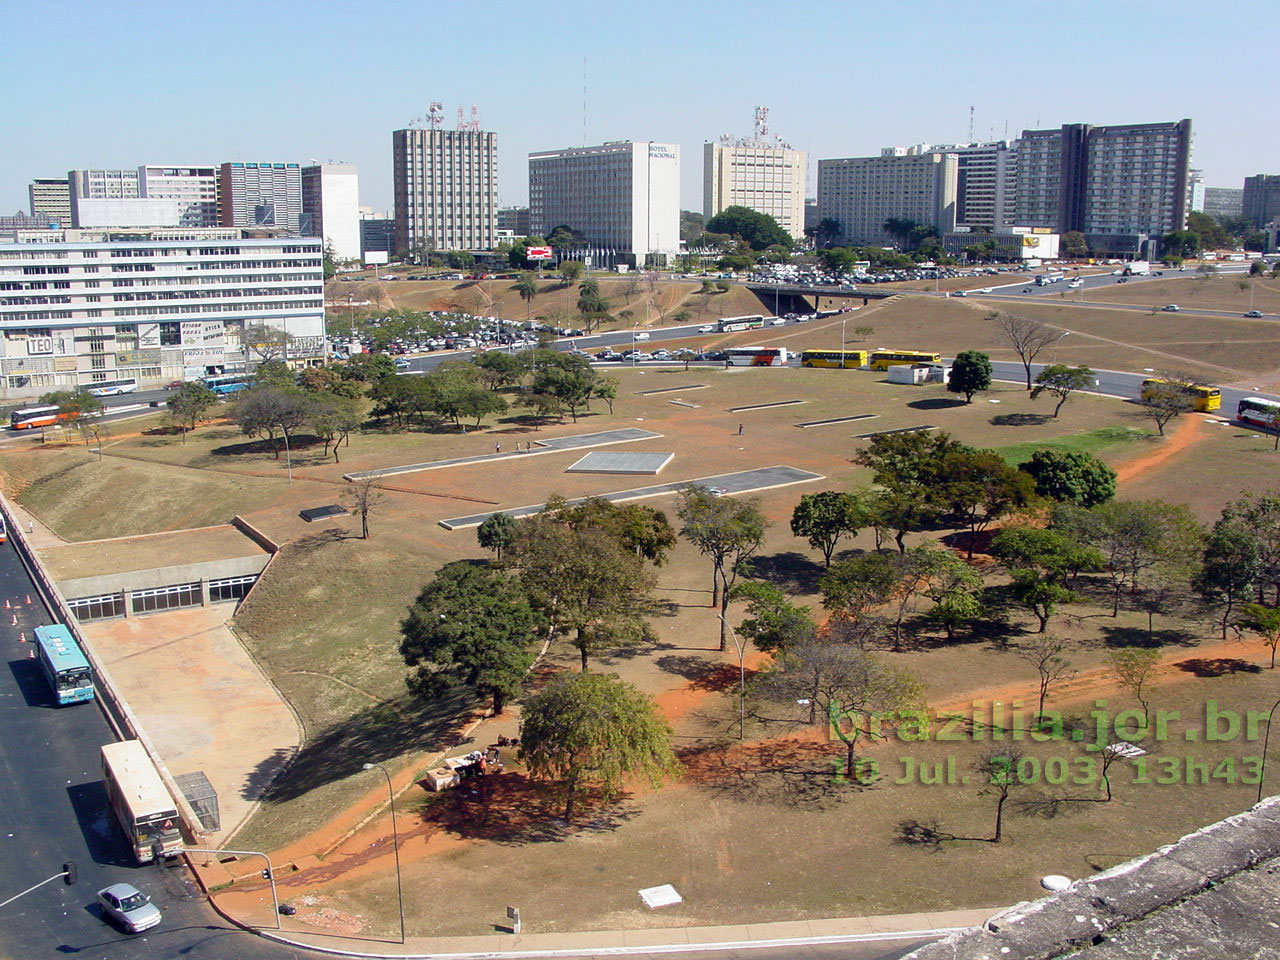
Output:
[745,282,901,315]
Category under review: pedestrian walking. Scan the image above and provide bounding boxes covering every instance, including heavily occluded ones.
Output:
[495,441,501,454]
[737,423,744,436]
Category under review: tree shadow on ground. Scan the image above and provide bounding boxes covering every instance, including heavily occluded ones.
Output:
[679,737,869,808]
[989,412,1053,427]
[288,527,351,552]
[412,773,638,845]
[1175,657,1263,677]
[907,397,966,410]
[748,551,826,595]
[654,656,755,693]
[938,529,1001,558]
[249,688,478,803]
[1098,625,1198,648]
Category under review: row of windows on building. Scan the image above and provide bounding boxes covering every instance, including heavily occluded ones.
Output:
[68,575,258,621]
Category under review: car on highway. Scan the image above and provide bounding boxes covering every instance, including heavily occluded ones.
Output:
[1162,304,1181,312]
[1245,310,1264,318]
[595,350,621,361]
[629,352,654,362]
[977,287,994,294]
[394,357,412,370]
[98,882,162,934]
[950,289,968,297]
[706,486,729,497]
[633,331,650,341]
[769,317,787,325]
[697,324,716,333]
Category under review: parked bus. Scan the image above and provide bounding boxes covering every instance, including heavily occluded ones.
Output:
[869,350,943,371]
[101,740,183,863]
[202,374,252,396]
[718,315,766,333]
[1237,396,1280,429]
[9,405,72,430]
[800,349,868,369]
[84,377,139,397]
[33,623,94,705]
[725,347,789,366]
[1141,378,1221,412]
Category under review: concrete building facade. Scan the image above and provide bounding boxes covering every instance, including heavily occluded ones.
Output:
[139,165,219,227]
[71,198,186,228]
[301,163,361,261]
[816,149,958,245]
[1243,175,1280,229]
[28,178,72,226]
[703,141,807,241]
[359,213,395,259]
[393,128,498,254]
[496,206,531,236]
[217,162,303,234]
[0,229,325,399]
[1203,186,1243,220]
[528,141,680,266]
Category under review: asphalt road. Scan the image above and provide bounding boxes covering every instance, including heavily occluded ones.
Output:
[0,540,308,959]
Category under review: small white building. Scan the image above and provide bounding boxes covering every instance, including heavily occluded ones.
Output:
[302,163,361,262]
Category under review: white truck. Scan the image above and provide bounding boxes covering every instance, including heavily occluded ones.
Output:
[1123,260,1151,276]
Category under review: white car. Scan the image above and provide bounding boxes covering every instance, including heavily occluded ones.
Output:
[698,324,716,333]
[633,331,650,341]
[770,317,787,325]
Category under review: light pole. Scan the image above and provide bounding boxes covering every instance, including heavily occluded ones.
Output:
[1257,697,1280,803]
[182,848,279,928]
[1052,331,1070,365]
[363,762,405,943]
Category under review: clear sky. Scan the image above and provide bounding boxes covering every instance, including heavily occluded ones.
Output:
[4,0,1273,217]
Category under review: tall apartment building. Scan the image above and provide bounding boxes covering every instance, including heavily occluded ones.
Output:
[703,140,807,241]
[302,164,361,261]
[528,140,680,267]
[28,178,72,226]
[69,168,141,226]
[1243,175,1280,228]
[1203,186,1243,220]
[0,229,325,399]
[218,162,304,234]
[947,141,1017,231]
[1015,120,1192,252]
[816,148,957,246]
[1187,169,1206,213]
[393,128,498,254]
[140,165,219,227]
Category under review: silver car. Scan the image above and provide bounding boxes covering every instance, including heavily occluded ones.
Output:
[98,882,162,933]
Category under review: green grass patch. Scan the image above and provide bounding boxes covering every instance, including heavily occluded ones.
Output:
[995,425,1152,467]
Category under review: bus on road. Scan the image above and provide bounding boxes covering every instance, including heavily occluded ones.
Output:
[9,405,71,430]
[800,349,868,369]
[725,347,789,366]
[102,740,183,863]
[1035,272,1065,286]
[84,377,139,397]
[718,315,765,333]
[33,623,94,705]
[202,374,252,396]
[1237,396,1280,429]
[869,350,942,371]
[1141,378,1221,412]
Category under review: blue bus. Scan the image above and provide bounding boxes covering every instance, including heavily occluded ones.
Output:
[33,623,94,705]
[202,374,252,396]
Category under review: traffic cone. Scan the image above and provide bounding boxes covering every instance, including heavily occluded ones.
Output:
[27,648,33,658]
[18,633,25,643]
[24,595,30,605]
[3,600,9,609]
[9,614,16,626]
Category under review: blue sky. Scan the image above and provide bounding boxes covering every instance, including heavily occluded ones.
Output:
[4,0,1273,216]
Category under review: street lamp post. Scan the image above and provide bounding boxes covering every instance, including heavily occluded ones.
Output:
[363,762,405,943]
[1052,331,1070,365]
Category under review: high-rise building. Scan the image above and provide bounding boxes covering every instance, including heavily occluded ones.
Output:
[69,168,141,226]
[496,206,531,236]
[302,164,361,261]
[816,148,958,245]
[703,140,807,241]
[528,140,680,267]
[1203,186,1243,220]
[1015,120,1192,251]
[948,141,1018,231]
[359,212,395,258]
[218,162,304,233]
[140,165,219,227]
[1243,175,1280,229]
[28,178,72,226]
[1187,169,1206,213]
[393,127,498,254]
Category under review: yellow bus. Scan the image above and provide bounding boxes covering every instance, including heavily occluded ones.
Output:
[800,349,868,368]
[1140,378,1221,412]
[869,350,942,371]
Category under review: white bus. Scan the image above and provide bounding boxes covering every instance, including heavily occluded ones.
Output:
[84,377,139,397]
[724,346,789,366]
[718,315,766,333]
[101,740,183,863]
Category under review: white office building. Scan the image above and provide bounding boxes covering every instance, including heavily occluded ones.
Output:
[529,140,680,267]
[218,162,304,234]
[816,148,958,245]
[0,229,325,399]
[393,128,498,253]
[70,198,187,228]
[703,140,807,241]
[302,163,361,262]
[140,166,220,227]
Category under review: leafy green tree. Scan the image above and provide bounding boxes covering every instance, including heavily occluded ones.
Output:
[1060,231,1088,258]
[518,672,680,821]
[399,562,540,715]
[1194,519,1262,638]
[533,365,596,422]
[252,358,295,389]
[1219,493,1280,604]
[1161,229,1201,259]
[989,526,1103,584]
[939,449,1037,557]
[341,352,398,385]
[1031,364,1096,418]
[1008,569,1076,633]
[1186,211,1230,251]
[592,376,618,415]
[558,260,585,285]
[1240,603,1280,668]
[370,374,434,427]
[730,581,817,654]
[164,382,217,442]
[790,491,870,567]
[820,552,901,625]
[1137,380,1196,435]
[706,205,793,251]
[853,430,969,551]
[40,388,103,425]
[921,554,985,641]
[676,487,768,651]
[541,496,677,566]
[976,746,1028,842]
[814,217,842,248]
[1018,450,1116,507]
[947,350,993,403]
[477,512,518,562]
[545,224,584,249]
[472,350,528,391]
[232,386,311,459]
[446,250,475,270]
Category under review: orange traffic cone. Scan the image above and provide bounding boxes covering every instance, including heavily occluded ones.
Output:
[9,614,16,626]
[3,600,9,610]
[24,595,30,605]
[18,633,25,643]
[27,648,33,658]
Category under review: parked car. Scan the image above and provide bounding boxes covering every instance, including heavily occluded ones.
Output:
[98,883,162,934]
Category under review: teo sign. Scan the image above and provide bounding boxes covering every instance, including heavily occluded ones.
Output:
[526,246,554,260]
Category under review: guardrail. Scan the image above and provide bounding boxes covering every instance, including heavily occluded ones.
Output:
[0,494,208,844]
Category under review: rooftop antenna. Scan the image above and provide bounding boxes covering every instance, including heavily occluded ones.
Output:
[428,101,443,128]
[583,57,588,146]
[456,106,465,129]
[968,105,974,143]
[753,106,769,142]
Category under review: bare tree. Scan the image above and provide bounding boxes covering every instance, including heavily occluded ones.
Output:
[241,322,294,363]
[1136,379,1196,436]
[1107,647,1160,725]
[992,312,1066,389]
[343,476,385,540]
[1014,634,1075,721]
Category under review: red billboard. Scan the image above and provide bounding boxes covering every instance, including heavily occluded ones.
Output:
[526,246,554,260]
